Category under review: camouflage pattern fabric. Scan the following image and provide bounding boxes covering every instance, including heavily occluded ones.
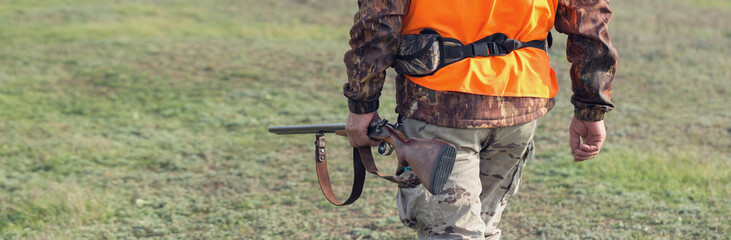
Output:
[396,76,555,129]
[555,0,618,121]
[397,118,538,239]
[342,0,408,114]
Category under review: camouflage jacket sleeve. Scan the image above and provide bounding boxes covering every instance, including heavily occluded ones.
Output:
[555,0,618,121]
[343,0,409,114]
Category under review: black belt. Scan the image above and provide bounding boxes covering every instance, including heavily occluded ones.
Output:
[443,32,552,59]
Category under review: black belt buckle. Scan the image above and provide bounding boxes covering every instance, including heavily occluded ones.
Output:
[472,42,489,56]
[489,42,506,56]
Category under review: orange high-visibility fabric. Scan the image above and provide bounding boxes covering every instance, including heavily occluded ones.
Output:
[401,0,559,98]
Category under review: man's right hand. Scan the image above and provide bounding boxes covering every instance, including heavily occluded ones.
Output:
[569,116,607,162]
[345,111,382,147]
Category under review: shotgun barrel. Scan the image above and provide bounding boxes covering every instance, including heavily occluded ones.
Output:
[268,123,346,135]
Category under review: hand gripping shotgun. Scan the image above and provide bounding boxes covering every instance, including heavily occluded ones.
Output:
[268,119,456,206]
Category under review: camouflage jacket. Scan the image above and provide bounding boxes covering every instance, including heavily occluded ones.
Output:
[343,0,617,128]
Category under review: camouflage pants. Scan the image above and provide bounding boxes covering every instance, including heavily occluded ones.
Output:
[397,118,537,239]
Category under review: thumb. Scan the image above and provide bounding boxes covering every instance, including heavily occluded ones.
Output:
[569,117,584,154]
[569,126,581,154]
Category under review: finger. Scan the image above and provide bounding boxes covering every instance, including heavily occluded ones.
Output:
[573,149,597,159]
[574,148,598,158]
[366,139,381,146]
[584,138,605,150]
[573,154,595,162]
[577,144,600,153]
[353,131,381,146]
[580,144,599,152]
[346,128,367,147]
[348,136,358,148]
[357,137,380,147]
[350,133,366,147]
[573,154,596,162]
[569,131,581,154]
[573,154,589,162]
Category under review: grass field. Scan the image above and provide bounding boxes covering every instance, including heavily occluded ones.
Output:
[0,0,729,239]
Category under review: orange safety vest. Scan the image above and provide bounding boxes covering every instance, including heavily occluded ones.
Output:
[401,0,559,98]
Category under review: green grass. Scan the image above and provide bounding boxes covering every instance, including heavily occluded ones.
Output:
[0,0,729,239]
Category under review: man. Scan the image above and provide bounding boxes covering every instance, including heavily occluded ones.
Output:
[343,0,617,239]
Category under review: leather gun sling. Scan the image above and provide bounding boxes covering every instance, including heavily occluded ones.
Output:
[357,147,401,184]
[315,135,403,206]
[315,134,364,206]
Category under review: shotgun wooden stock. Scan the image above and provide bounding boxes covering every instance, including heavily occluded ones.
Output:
[365,120,456,195]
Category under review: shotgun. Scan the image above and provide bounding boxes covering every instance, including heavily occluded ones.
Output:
[268,119,456,205]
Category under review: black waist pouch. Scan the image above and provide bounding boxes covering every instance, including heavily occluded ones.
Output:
[393,30,443,77]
